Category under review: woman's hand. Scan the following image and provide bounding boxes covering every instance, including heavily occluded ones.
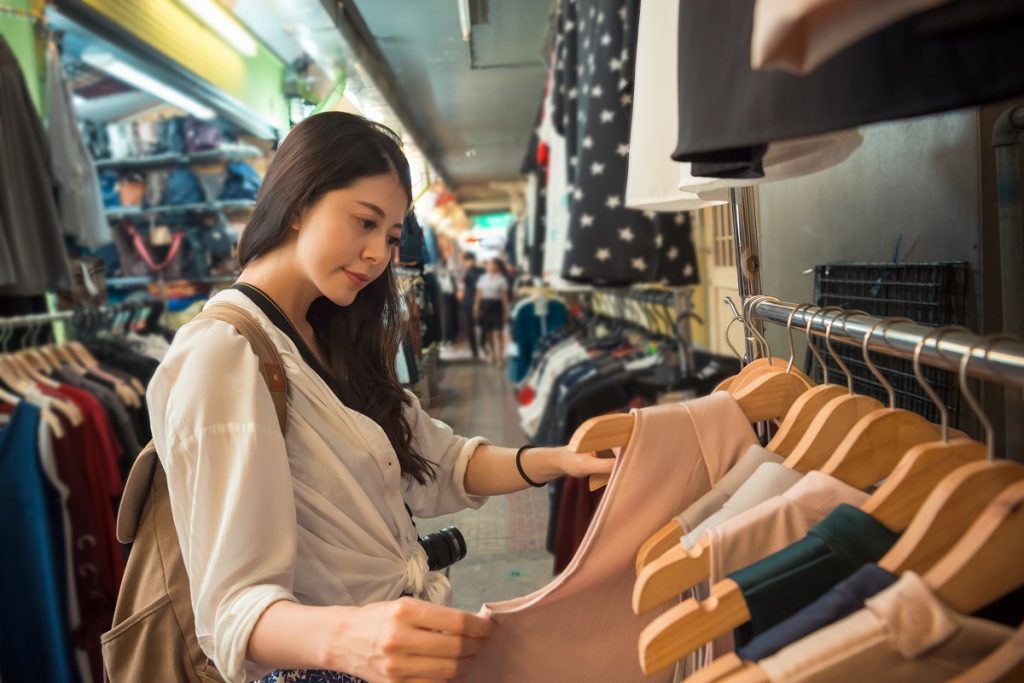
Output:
[549,446,616,478]
[325,597,494,682]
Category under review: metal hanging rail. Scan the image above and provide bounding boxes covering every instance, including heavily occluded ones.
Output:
[0,310,77,329]
[750,299,1024,388]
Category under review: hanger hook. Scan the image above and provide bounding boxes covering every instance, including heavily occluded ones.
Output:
[742,295,777,362]
[785,303,815,375]
[912,325,970,442]
[861,317,913,409]
[825,310,866,393]
[960,333,1020,461]
[724,315,746,362]
[807,306,842,385]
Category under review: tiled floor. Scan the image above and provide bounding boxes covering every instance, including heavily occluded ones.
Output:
[416,354,554,611]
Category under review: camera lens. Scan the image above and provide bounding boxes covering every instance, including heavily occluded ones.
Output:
[419,526,467,572]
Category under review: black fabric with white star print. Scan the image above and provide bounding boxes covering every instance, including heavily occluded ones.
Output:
[552,0,699,286]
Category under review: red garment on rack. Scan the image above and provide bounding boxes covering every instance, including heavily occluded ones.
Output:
[553,476,604,573]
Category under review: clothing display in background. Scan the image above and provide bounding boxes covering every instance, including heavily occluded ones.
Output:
[45,41,111,249]
[751,0,953,74]
[508,296,568,383]
[521,121,547,278]
[0,36,71,296]
[455,394,757,682]
[539,80,573,289]
[552,0,699,286]
[673,0,1024,167]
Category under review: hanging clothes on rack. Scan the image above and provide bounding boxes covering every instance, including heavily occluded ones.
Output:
[672,0,1024,173]
[750,0,954,75]
[625,0,861,209]
[0,35,71,296]
[45,39,111,249]
[627,301,1024,682]
[507,292,568,383]
[0,303,168,683]
[551,0,699,286]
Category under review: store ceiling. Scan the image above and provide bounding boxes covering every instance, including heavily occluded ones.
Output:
[346,0,554,202]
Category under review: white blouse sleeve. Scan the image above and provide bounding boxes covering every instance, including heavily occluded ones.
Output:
[401,390,489,518]
[148,318,298,683]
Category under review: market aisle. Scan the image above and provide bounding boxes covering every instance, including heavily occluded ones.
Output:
[419,357,553,611]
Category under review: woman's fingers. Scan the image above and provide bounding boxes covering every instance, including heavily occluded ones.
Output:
[400,599,494,639]
[395,627,486,659]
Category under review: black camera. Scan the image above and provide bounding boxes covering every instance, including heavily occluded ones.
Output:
[418,526,467,572]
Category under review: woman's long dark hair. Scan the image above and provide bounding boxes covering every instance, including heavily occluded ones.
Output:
[238,112,435,484]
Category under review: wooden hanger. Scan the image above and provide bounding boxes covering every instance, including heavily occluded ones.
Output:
[684,653,758,683]
[878,460,1023,575]
[633,534,711,614]
[635,519,686,574]
[782,311,883,472]
[946,621,1024,683]
[926,477,1024,615]
[638,577,750,675]
[765,306,847,455]
[817,325,971,489]
[566,412,634,491]
[859,326,986,529]
[879,334,1024,576]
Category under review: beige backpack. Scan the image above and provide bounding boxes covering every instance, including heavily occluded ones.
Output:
[101,303,288,682]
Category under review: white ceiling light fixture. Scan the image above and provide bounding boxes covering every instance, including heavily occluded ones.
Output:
[179,0,258,57]
[82,50,217,119]
[457,0,471,41]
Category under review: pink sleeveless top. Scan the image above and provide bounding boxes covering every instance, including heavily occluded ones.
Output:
[457,393,757,682]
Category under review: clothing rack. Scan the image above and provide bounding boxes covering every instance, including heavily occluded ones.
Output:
[749,298,1024,388]
[0,301,153,330]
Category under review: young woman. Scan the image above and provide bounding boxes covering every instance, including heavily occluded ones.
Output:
[147,112,613,683]
[473,259,509,366]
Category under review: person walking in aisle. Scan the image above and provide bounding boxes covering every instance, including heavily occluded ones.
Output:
[474,258,510,366]
[138,113,613,683]
[460,251,485,361]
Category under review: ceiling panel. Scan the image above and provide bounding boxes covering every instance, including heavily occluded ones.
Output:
[351,0,553,194]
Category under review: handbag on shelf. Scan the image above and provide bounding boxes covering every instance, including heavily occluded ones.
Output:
[144,171,169,207]
[183,116,222,153]
[219,161,261,200]
[164,168,205,206]
[118,173,146,207]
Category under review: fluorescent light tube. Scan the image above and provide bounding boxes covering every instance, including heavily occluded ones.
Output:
[179,0,258,57]
[82,51,217,120]
[457,0,471,41]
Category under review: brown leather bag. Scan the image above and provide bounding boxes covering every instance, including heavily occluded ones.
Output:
[101,303,288,682]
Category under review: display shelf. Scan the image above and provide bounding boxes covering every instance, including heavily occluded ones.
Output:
[106,274,239,289]
[94,143,263,171]
[105,199,255,218]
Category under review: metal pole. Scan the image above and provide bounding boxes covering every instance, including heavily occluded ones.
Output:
[730,187,763,363]
[751,300,1024,389]
[992,105,1024,455]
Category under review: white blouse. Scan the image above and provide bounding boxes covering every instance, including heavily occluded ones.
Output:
[147,288,488,683]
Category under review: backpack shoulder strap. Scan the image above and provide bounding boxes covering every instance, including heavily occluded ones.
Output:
[193,302,288,434]
[117,302,288,544]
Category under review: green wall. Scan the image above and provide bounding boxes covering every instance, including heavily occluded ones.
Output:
[1,0,46,114]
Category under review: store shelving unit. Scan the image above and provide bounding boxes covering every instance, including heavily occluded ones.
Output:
[93,143,263,171]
